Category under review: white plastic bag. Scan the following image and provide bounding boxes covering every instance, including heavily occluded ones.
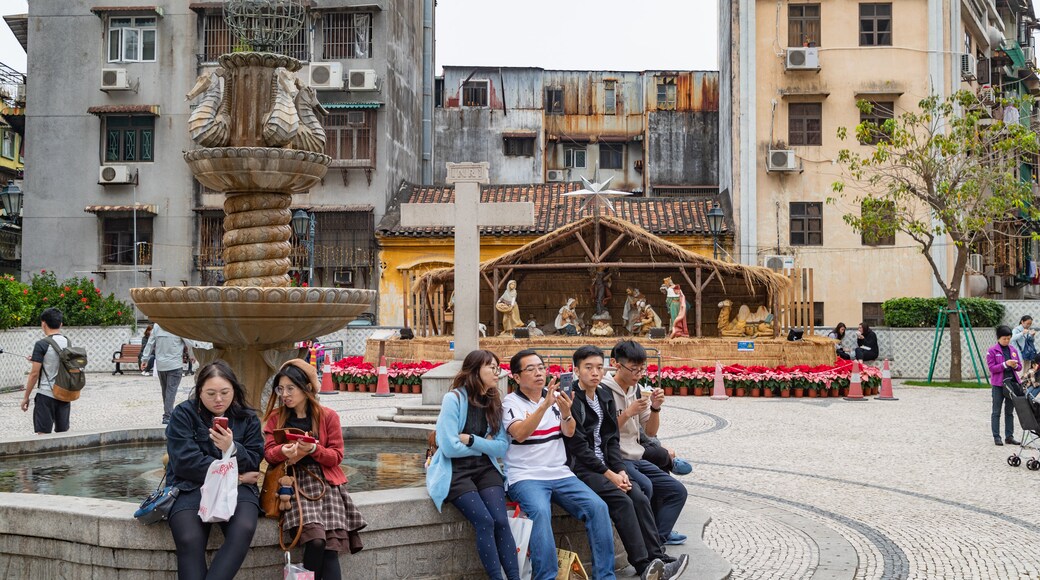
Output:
[198,446,238,523]
[284,551,314,579]
[502,506,533,580]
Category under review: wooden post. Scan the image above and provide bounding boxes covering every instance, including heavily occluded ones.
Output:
[402,270,410,331]
[694,267,703,337]
[807,269,815,336]
[492,268,500,337]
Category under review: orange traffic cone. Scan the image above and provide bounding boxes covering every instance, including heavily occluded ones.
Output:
[319,364,338,395]
[710,361,728,400]
[876,359,898,400]
[373,356,393,398]
[843,359,866,400]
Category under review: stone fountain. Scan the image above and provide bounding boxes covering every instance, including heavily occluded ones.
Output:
[131,0,373,406]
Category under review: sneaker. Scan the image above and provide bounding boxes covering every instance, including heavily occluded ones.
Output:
[640,558,665,580]
[1007,437,1021,446]
[141,371,150,376]
[664,530,688,545]
[671,458,693,475]
[662,554,689,579]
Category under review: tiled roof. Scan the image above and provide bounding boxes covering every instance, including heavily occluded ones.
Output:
[87,105,161,116]
[90,6,163,16]
[378,182,726,237]
[85,204,157,216]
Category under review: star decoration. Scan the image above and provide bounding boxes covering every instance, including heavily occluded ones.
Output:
[562,176,632,216]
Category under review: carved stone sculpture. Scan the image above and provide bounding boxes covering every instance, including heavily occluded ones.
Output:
[262,67,300,148]
[637,300,662,336]
[718,299,774,337]
[186,69,230,148]
[290,80,328,153]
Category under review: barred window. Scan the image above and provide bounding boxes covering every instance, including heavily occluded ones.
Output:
[504,137,535,157]
[322,12,373,59]
[104,116,154,162]
[325,111,376,167]
[463,81,489,107]
[545,88,563,114]
[656,76,677,110]
[102,217,152,265]
[203,12,307,62]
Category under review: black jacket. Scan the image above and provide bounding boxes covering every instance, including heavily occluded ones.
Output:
[565,385,626,475]
[164,400,264,493]
[858,330,879,354]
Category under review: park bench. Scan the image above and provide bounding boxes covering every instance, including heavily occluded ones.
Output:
[112,344,143,375]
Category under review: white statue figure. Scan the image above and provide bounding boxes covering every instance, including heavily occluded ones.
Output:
[496,280,523,334]
[555,298,581,336]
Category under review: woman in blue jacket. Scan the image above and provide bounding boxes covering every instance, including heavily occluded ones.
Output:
[165,360,264,580]
[426,349,518,580]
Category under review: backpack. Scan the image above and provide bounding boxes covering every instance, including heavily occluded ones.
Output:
[1023,334,1037,362]
[39,335,88,402]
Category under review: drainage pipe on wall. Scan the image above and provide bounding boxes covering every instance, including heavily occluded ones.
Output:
[421,0,434,184]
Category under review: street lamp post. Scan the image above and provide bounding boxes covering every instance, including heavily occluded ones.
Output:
[707,202,725,260]
[0,182,23,225]
[291,209,315,285]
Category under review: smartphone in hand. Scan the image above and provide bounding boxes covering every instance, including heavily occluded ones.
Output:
[558,372,574,395]
[212,417,229,430]
[285,432,318,444]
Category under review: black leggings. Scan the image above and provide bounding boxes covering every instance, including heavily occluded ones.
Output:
[169,502,259,580]
[303,538,342,580]
[450,486,520,580]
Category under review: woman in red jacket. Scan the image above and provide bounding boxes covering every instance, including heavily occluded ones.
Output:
[263,359,367,580]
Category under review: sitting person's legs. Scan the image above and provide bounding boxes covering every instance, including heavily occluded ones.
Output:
[508,479,558,580]
[548,476,616,580]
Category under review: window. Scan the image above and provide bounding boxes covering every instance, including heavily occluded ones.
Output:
[859,3,892,46]
[1,131,13,160]
[434,78,444,108]
[604,80,617,115]
[104,116,155,162]
[860,199,896,245]
[813,302,825,328]
[325,110,376,167]
[790,202,823,246]
[600,143,623,169]
[862,302,884,327]
[565,146,587,169]
[203,13,306,61]
[656,76,677,110]
[322,12,373,59]
[107,17,156,62]
[788,4,821,47]
[462,81,489,107]
[859,101,894,144]
[545,88,564,114]
[102,217,152,266]
[504,137,535,157]
[789,103,822,146]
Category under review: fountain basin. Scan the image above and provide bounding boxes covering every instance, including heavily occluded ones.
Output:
[185,147,332,194]
[0,425,606,578]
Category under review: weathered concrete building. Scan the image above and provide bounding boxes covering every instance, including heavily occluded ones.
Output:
[720,0,1040,326]
[20,0,429,309]
[434,67,719,195]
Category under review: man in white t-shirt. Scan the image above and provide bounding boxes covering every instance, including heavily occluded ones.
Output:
[503,349,616,580]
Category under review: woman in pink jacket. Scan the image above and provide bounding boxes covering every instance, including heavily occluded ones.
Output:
[986,326,1022,447]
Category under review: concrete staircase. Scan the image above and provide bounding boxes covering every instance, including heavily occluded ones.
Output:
[376,405,441,424]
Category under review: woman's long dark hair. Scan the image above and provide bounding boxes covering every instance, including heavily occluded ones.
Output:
[263,363,324,434]
[832,323,846,339]
[193,360,253,422]
[452,349,503,435]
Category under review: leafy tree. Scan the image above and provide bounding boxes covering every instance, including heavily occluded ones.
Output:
[832,91,1039,381]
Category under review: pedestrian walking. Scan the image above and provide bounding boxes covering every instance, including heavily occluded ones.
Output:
[19,308,71,434]
[141,323,196,424]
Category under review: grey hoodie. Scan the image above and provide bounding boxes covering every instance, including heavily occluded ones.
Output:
[602,373,652,461]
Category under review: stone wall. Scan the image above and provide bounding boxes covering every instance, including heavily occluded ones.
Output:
[0,325,134,389]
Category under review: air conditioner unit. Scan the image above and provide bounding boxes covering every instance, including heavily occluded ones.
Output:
[766,149,798,172]
[308,62,344,90]
[968,253,985,273]
[762,254,795,270]
[961,54,977,81]
[101,68,131,91]
[333,270,353,285]
[347,69,378,91]
[546,169,567,182]
[978,84,995,106]
[785,47,820,70]
[98,165,135,185]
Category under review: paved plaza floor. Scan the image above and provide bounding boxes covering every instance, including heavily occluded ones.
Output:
[1,374,1038,579]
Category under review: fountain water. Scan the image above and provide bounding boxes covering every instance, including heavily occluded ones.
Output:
[131,0,373,405]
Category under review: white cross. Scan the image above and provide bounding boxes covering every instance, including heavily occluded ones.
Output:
[400,162,535,360]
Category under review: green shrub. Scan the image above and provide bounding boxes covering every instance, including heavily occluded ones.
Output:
[22,270,135,328]
[881,297,1004,328]
[0,274,33,330]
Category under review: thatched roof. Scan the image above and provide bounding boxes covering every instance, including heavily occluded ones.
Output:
[413,215,789,298]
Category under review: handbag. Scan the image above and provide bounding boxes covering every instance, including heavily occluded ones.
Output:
[501,504,533,580]
[133,473,180,525]
[1023,335,1037,362]
[556,548,589,580]
[260,428,307,519]
[198,446,238,523]
[283,551,315,580]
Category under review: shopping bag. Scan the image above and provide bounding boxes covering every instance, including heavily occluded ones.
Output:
[284,551,314,579]
[556,548,588,579]
[502,504,533,580]
[198,447,238,523]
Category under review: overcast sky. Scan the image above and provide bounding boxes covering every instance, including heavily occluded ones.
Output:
[0,1,717,76]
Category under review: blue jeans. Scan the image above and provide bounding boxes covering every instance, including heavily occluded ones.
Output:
[624,459,688,542]
[992,385,1015,440]
[508,476,616,580]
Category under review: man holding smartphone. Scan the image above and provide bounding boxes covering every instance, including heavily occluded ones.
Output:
[604,340,690,548]
[503,349,617,580]
[566,345,688,580]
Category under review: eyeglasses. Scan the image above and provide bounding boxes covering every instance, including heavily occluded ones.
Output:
[487,365,503,377]
[520,364,547,374]
[274,384,301,395]
[617,362,648,376]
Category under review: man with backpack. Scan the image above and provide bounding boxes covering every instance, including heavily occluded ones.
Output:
[20,308,78,434]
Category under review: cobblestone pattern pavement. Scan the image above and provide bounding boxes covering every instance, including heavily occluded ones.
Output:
[4,374,1040,579]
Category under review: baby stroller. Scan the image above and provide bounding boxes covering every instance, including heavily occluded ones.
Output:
[1005,380,1040,471]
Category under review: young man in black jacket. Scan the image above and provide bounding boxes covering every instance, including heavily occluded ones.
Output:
[565,345,688,580]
